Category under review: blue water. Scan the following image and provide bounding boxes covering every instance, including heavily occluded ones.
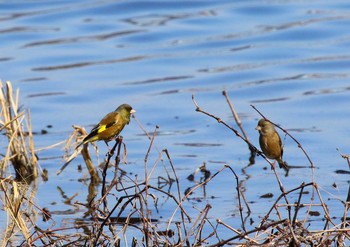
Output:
[1,0,350,245]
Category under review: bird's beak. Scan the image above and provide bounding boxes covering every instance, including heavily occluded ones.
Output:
[255,125,261,131]
[130,109,136,115]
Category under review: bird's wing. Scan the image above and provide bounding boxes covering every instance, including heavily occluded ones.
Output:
[276,132,283,158]
[83,111,122,143]
[86,111,118,137]
[82,123,101,142]
[97,111,121,133]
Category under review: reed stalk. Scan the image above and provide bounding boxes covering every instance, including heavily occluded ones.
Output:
[0,81,38,181]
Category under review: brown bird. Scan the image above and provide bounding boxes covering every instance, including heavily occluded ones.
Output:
[256,118,289,171]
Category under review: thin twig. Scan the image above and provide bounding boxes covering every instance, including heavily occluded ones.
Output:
[223,90,255,155]
[225,164,250,232]
[101,138,121,210]
[192,94,290,215]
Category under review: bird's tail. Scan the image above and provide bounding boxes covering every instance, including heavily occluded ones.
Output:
[278,159,289,171]
[57,141,85,175]
[57,146,82,175]
[75,141,84,149]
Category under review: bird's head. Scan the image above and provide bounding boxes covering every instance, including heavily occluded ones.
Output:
[116,104,136,124]
[255,118,275,135]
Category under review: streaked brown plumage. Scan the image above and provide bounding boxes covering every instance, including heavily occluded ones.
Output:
[256,118,289,170]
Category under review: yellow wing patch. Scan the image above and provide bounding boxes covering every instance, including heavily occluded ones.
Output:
[97,125,107,133]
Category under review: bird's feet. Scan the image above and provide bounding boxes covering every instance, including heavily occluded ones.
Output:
[104,142,114,157]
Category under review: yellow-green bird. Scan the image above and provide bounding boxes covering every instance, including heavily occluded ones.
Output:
[57,104,135,175]
[77,103,136,148]
[255,118,289,171]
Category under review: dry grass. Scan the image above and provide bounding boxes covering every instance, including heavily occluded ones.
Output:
[0,84,349,246]
[0,81,39,246]
[0,81,38,181]
[59,125,100,183]
[0,177,37,246]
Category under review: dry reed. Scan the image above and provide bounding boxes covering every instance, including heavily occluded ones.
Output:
[0,81,39,246]
[0,81,38,181]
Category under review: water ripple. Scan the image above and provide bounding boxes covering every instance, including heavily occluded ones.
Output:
[32,55,147,71]
[22,30,146,48]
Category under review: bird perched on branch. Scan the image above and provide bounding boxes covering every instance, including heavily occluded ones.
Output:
[77,103,136,148]
[57,104,135,175]
[256,118,289,171]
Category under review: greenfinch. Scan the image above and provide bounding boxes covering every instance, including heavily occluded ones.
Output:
[77,103,135,148]
[255,118,289,171]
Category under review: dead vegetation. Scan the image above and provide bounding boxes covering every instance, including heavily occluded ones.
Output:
[0,81,38,182]
[0,81,39,246]
[0,82,349,246]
